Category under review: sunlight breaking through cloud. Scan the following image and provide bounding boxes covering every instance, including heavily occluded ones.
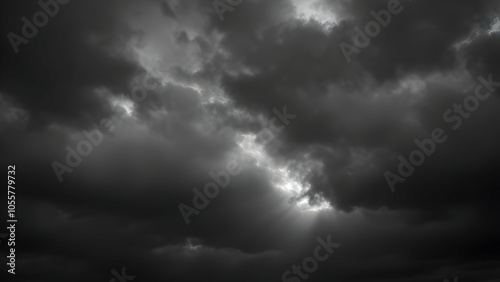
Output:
[291,0,338,30]
[237,133,331,212]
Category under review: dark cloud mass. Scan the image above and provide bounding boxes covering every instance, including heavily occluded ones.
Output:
[0,0,499,281]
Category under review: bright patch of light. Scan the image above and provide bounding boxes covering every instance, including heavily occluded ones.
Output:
[297,198,332,212]
[236,134,331,212]
[110,96,134,116]
[95,86,136,116]
[237,134,267,167]
[291,0,338,30]
[454,17,500,49]
[489,17,500,34]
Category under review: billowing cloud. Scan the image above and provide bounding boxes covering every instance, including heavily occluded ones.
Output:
[1,0,499,281]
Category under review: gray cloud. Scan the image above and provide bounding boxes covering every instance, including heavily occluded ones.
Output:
[1,0,499,281]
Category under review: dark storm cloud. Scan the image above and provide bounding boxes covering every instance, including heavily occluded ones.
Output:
[0,0,143,129]
[1,0,500,282]
[196,0,500,279]
[203,0,500,212]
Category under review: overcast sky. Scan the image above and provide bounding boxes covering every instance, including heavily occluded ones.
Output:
[1,0,500,281]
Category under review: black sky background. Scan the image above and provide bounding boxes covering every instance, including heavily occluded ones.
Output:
[1,0,500,281]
